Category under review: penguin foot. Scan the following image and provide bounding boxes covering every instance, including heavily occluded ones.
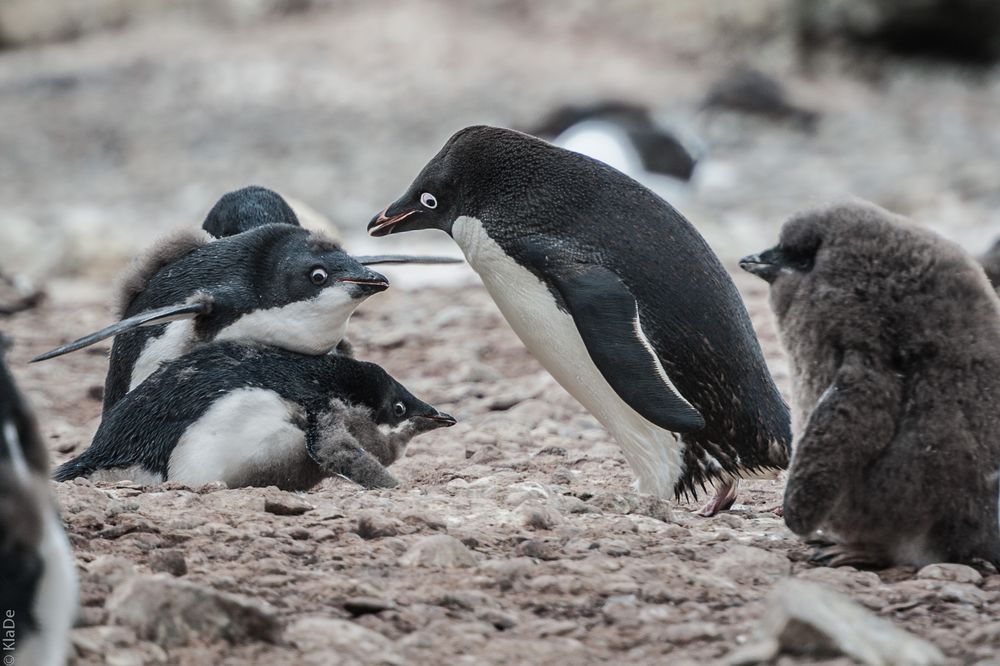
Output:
[695,479,739,517]
[808,543,887,569]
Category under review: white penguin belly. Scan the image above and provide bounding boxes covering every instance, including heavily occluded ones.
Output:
[18,508,78,666]
[130,286,359,394]
[452,216,684,497]
[168,388,307,487]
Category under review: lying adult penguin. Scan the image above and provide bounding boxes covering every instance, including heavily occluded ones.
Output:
[367,125,791,514]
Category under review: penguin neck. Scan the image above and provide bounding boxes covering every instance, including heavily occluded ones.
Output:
[452,215,498,267]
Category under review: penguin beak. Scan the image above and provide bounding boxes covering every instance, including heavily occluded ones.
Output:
[739,250,782,283]
[336,268,389,295]
[368,205,420,237]
[418,410,457,428]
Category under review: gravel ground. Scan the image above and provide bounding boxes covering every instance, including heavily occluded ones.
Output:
[3,1,999,663]
[6,274,999,665]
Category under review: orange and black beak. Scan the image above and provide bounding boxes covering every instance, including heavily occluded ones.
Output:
[368,204,421,237]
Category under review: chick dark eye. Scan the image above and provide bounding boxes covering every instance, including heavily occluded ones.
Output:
[420,192,437,209]
[309,267,328,285]
[393,401,406,417]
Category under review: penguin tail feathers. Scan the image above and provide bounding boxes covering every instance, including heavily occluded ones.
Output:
[52,457,90,482]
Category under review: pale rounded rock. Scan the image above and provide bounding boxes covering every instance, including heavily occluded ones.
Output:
[400,535,477,568]
[917,563,983,586]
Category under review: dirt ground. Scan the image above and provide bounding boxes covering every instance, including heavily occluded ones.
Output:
[2,1,999,663]
[6,270,998,665]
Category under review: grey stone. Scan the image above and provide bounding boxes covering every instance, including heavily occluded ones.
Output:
[710,545,790,584]
[517,501,562,530]
[400,535,477,568]
[916,563,983,586]
[726,579,945,666]
[106,574,282,647]
[263,494,314,516]
[148,549,187,577]
[285,616,403,665]
[354,512,403,539]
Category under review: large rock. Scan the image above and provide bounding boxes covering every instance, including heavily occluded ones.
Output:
[399,534,477,568]
[106,574,282,647]
[284,616,403,666]
[798,0,1000,63]
[727,579,944,666]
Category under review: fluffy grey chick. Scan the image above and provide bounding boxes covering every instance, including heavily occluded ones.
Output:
[979,238,1000,290]
[741,201,1000,568]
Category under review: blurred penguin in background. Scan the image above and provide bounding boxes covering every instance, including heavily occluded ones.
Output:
[0,334,78,664]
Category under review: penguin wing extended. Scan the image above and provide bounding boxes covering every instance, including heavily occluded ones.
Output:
[30,300,211,363]
[356,255,463,265]
[549,263,705,433]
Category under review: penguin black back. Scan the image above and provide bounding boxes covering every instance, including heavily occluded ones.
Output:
[202,185,300,238]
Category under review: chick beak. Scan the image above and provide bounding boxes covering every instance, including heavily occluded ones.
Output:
[739,253,781,283]
[419,411,457,428]
[336,268,389,295]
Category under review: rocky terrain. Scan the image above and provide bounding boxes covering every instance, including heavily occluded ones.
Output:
[5,273,998,665]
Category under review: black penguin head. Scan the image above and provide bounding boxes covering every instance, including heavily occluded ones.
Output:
[194,225,390,350]
[338,361,456,465]
[346,362,456,430]
[31,225,390,363]
[202,185,300,238]
[368,126,542,237]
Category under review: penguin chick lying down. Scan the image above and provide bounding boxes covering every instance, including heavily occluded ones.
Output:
[742,202,1000,568]
[53,342,456,490]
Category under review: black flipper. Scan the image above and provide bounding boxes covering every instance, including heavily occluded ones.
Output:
[30,300,211,363]
[356,255,463,266]
[548,263,705,433]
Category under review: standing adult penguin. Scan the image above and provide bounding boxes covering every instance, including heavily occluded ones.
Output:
[367,126,790,513]
[741,202,1000,567]
[0,335,77,665]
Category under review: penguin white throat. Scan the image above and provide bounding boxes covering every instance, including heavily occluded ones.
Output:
[129,286,361,391]
[451,216,685,497]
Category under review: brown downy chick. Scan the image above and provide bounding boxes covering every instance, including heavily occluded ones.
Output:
[742,202,1000,568]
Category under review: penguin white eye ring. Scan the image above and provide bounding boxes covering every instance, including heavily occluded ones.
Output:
[420,193,438,209]
[310,267,329,285]
[393,401,406,417]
